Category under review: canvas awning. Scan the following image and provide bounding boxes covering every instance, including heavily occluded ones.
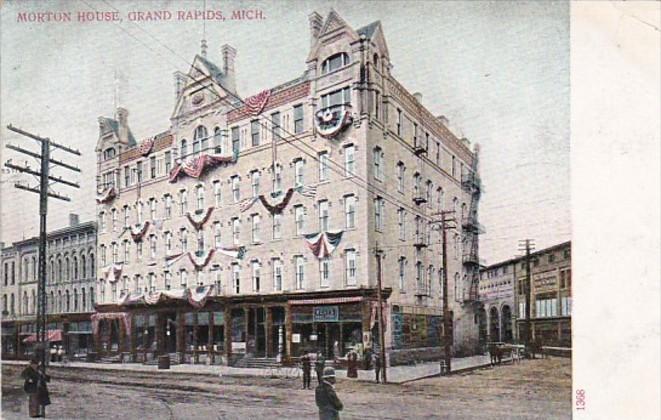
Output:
[22,329,63,344]
[289,296,364,306]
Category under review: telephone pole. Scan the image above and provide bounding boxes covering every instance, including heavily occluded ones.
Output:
[375,243,387,383]
[3,124,80,398]
[431,210,455,374]
[518,239,535,354]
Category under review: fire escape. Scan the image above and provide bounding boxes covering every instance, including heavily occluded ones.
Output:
[461,144,482,302]
[412,124,430,300]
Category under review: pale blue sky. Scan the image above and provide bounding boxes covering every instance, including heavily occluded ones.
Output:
[0,0,570,263]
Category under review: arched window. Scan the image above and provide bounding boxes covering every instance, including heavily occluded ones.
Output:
[73,256,78,280]
[22,291,28,315]
[74,289,78,312]
[57,257,62,282]
[321,53,350,74]
[82,288,87,312]
[103,147,116,160]
[81,255,87,278]
[31,289,36,314]
[180,139,188,158]
[213,127,223,154]
[49,291,54,313]
[65,290,70,312]
[373,53,379,69]
[32,256,36,281]
[194,126,208,154]
[90,254,95,277]
[57,291,62,312]
[65,257,70,280]
[90,287,95,308]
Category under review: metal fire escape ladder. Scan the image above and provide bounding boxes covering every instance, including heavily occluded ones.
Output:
[461,145,482,302]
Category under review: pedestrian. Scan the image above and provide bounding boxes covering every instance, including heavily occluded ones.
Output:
[21,358,51,418]
[372,353,382,383]
[315,367,343,420]
[49,346,57,364]
[57,345,65,363]
[332,341,340,362]
[347,350,358,379]
[301,351,312,389]
[315,351,326,385]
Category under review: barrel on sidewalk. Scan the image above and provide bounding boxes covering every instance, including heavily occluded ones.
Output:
[86,352,97,363]
[158,354,171,370]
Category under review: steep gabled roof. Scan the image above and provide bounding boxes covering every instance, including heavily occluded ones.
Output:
[357,20,380,39]
[97,116,136,148]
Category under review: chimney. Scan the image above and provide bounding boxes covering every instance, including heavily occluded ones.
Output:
[173,71,187,100]
[115,107,129,145]
[221,44,237,93]
[309,12,323,47]
[69,213,79,227]
[413,92,423,104]
[437,115,449,126]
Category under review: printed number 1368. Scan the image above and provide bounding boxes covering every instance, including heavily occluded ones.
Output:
[576,389,586,411]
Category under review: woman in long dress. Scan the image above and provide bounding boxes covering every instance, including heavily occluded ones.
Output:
[21,358,51,418]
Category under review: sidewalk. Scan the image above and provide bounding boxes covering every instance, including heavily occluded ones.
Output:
[2,354,497,384]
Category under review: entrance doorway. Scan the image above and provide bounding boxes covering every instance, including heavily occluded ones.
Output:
[162,312,177,354]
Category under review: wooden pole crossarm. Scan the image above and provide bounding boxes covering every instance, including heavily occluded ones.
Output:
[14,183,71,201]
[7,124,81,156]
[6,144,81,173]
[4,162,80,188]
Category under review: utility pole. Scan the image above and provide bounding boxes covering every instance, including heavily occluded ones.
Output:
[518,239,535,354]
[439,210,454,374]
[375,243,387,383]
[3,124,80,405]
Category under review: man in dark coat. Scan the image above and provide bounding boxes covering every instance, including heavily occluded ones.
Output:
[301,352,312,389]
[314,352,326,385]
[315,367,343,420]
[373,353,382,383]
[21,358,51,418]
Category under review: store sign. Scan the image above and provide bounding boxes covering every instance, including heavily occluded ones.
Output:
[313,306,339,322]
[292,334,301,343]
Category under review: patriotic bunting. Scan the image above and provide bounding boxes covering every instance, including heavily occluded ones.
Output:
[96,187,117,204]
[259,188,295,214]
[102,264,123,282]
[169,153,237,183]
[304,230,344,259]
[91,312,131,336]
[244,90,271,116]
[239,196,259,213]
[216,246,246,260]
[186,207,214,230]
[165,252,187,268]
[138,138,154,156]
[188,249,216,270]
[296,185,318,198]
[130,221,150,242]
[188,285,214,308]
[315,108,353,139]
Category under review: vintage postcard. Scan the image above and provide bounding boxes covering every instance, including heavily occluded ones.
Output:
[1,1,658,419]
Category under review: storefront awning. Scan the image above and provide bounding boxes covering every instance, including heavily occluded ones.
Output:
[289,296,364,306]
[22,329,63,344]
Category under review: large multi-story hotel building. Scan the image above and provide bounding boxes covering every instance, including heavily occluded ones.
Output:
[93,10,481,365]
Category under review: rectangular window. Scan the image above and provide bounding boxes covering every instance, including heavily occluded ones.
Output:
[373,148,383,181]
[399,258,405,290]
[196,187,205,210]
[295,256,305,289]
[319,200,329,231]
[295,206,305,236]
[231,176,240,202]
[252,262,261,292]
[251,214,261,243]
[273,259,282,291]
[150,199,157,220]
[149,235,157,259]
[374,197,384,231]
[398,208,406,240]
[344,145,355,176]
[197,230,205,252]
[233,264,240,294]
[320,258,330,288]
[374,91,380,120]
[273,165,282,193]
[123,206,130,228]
[451,156,456,178]
[124,166,130,187]
[179,191,188,215]
[150,156,156,179]
[136,161,143,183]
[180,271,188,287]
[165,232,172,254]
[271,112,281,140]
[294,160,304,187]
[397,163,405,193]
[231,126,240,156]
[111,243,118,263]
[213,181,222,206]
[293,105,304,133]
[250,120,260,147]
[251,171,260,198]
[345,250,357,286]
[232,218,240,246]
[397,109,402,136]
[180,230,188,253]
[165,151,172,174]
[164,195,172,219]
[164,272,172,290]
[136,242,143,260]
[435,141,440,165]
[344,195,356,229]
[319,152,329,181]
[272,214,282,240]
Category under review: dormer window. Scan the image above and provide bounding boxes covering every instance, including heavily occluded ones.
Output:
[193,125,208,156]
[321,53,350,75]
[102,148,116,161]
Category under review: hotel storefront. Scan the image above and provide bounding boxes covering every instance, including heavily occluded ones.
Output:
[92,287,390,364]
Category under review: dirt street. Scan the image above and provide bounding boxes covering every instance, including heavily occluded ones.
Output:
[1,358,571,419]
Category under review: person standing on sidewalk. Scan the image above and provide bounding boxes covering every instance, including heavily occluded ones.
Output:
[315,352,326,385]
[315,367,343,420]
[372,353,382,383]
[21,358,51,418]
[301,352,312,389]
